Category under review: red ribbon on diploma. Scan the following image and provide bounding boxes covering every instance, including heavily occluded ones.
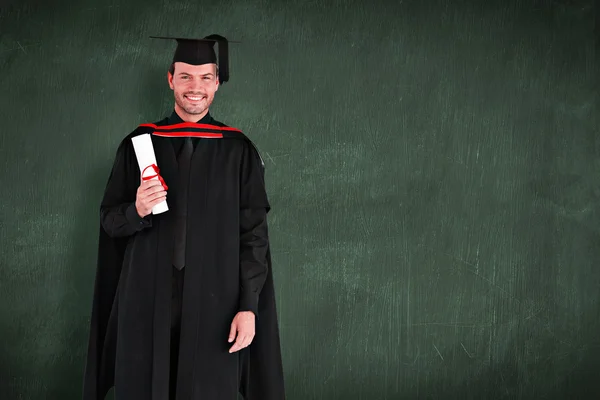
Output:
[142,164,168,190]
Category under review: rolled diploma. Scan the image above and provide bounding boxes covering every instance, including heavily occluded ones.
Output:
[131,134,169,214]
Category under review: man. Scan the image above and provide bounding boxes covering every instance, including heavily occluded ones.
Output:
[82,34,285,400]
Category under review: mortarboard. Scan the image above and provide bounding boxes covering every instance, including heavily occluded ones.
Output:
[150,34,237,83]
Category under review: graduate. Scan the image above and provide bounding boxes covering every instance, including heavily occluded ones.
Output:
[82,34,285,400]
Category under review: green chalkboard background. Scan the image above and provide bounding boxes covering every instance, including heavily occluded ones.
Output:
[1,0,598,398]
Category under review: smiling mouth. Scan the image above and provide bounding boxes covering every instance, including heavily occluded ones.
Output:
[185,94,205,102]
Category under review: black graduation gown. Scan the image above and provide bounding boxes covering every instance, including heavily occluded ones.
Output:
[82,113,286,399]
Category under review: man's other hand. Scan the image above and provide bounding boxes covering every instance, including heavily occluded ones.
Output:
[228,311,255,353]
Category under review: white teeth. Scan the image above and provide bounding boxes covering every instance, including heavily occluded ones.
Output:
[186,95,203,101]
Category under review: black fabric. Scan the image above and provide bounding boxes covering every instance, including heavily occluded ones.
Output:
[172,137,193,270]
[170,266,184,399]
[82,112,285,400]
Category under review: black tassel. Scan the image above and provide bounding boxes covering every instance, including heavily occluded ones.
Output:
[204,34,229,83]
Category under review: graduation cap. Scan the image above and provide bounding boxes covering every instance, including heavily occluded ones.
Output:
[150,34,236,83]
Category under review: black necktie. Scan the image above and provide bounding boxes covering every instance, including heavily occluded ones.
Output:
[172,137,193,269]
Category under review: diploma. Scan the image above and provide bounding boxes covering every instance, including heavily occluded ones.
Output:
[131,134,169,214]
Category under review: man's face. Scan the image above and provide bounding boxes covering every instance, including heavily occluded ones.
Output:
[168,62,219,119]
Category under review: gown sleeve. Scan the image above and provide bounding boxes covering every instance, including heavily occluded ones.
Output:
[100,137,153,238]
[238,139,271,317]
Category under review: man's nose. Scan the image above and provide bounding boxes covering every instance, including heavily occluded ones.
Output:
[189,78,204,91]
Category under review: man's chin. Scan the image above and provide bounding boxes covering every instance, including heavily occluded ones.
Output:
[183,107,206,115]
[179,102,207,114]
[175,97,211,116]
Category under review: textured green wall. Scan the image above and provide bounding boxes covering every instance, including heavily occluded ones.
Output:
[1,0,598,399]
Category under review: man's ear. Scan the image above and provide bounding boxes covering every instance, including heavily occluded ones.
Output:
[168,72,174,90]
